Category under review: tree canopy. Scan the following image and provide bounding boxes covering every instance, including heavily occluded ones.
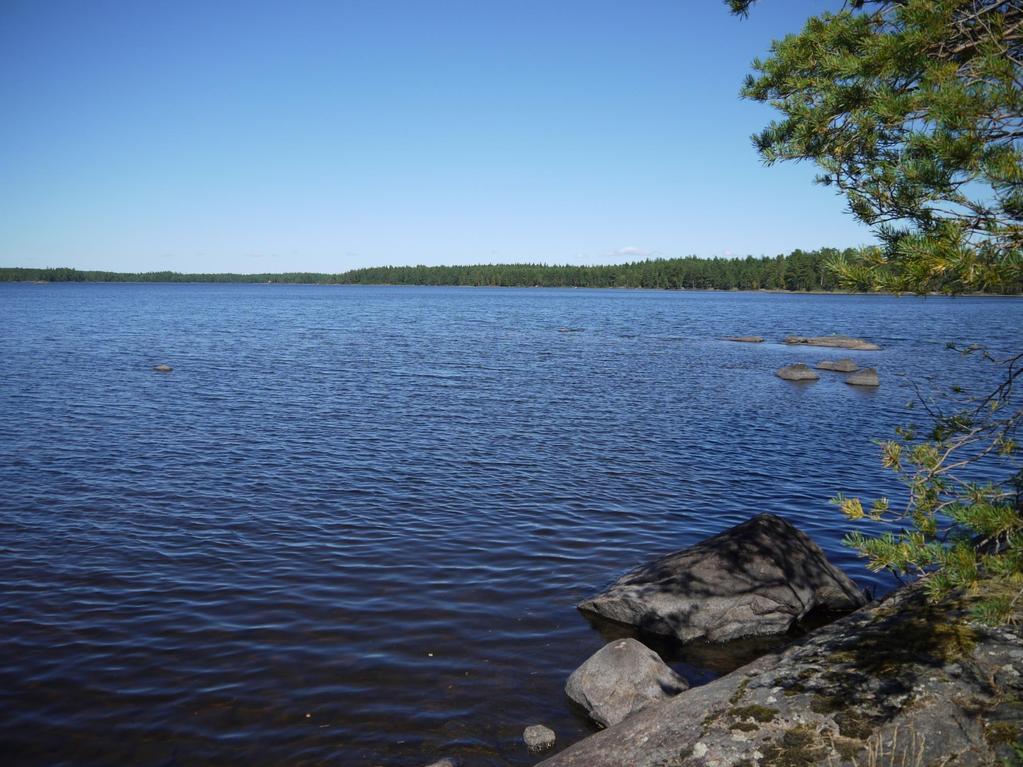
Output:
[734,0,1022,294]
[0,247,946,292]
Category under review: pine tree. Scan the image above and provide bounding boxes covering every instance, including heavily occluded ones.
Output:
[732,0,1023,620]
[734,0,1022,294]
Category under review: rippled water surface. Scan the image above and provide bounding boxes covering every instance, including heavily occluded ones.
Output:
[1,284,1021,766]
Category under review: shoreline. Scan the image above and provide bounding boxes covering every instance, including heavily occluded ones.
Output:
[5,280,1022,298]
[4,249,1022,295]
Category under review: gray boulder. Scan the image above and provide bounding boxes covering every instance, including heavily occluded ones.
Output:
[152,364,173,373]
[784,335,881,351]
[775,363,819,381]
[846,367,880,387]
[816,358,859,372]
[523,724,557,752]
[578,514,866,643]
[566,638,688,728]
[724,336,764,343]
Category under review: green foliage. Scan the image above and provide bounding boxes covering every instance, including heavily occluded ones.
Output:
[831,346,1023,622]
[734,0,1023,295]
[1006,739,1023,767]
[734,1,1023,621]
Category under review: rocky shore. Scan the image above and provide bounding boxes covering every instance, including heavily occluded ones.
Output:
[528,517,1023,767]
[538,575,1023,766]
[420,516,1022,767]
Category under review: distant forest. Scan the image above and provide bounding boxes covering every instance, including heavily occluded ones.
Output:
[2,248,1021,293]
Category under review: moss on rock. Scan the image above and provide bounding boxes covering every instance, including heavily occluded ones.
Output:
[729,704,778,723]
[761,726,828,767]
[729,678,751,705]
[986,721,1020,746]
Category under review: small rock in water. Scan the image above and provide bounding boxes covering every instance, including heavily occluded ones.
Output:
[565,638,688,728]
[815,358,859,373]
[724,336,764,343]
[422,759,458,767]
[152,364,173,373]
[775,363,819,381]
[558,327,584,333]
[523,724,556,752]
[845,367,880,387]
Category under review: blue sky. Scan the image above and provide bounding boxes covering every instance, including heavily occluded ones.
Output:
[0,0,866,273]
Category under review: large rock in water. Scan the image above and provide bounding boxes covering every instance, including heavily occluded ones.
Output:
[565,638,689,728]
[578,514,866,643]
[784,335,881,351]
[775,363,819,381]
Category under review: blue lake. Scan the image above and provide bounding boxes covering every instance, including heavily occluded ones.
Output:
[1,283,1020,766]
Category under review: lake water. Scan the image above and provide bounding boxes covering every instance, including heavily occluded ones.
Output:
[1,284,1020,766]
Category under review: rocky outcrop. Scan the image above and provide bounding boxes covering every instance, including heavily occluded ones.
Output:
[539,578,1023,767]
[846,367,880,387]
[724,336,765,343]
[577,514,865,643]
[523,725,557,752]
[565,638,689,728]
[775,364,819,381]
[815,358,859,372]
[784,335,881,351]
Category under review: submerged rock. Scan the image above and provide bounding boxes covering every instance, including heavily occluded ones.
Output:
[724,336,765,343]
[523,724,557,752]
[578,514,865,643]
[775,363,819,381]
[566,638,688,728]
[784,335,881,351]
[152,364,173,373]
[846,367,880,387]
[816,358,859,373]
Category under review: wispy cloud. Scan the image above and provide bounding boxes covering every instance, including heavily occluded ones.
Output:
[563,246,662,265]
[614,245,658,258]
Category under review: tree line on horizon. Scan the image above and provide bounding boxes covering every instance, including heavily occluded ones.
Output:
[3,247,1021,292]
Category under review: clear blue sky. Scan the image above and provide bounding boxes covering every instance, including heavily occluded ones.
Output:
[0,0,867,273]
